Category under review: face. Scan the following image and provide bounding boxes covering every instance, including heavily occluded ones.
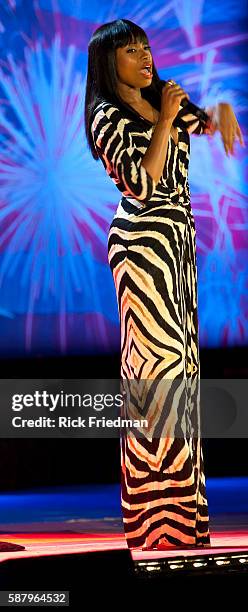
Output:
[115,38,153,88]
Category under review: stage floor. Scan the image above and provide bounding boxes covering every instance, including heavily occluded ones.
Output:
[1,530,248,564]
[0,478,248,564]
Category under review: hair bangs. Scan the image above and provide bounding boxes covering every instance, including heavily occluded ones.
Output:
[111,19,149,49]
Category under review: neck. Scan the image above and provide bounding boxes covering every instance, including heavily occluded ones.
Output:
[117,82,143,106]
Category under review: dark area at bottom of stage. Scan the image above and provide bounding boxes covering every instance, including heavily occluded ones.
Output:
[0,547,248,604]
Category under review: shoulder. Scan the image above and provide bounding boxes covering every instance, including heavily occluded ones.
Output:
[90,101,130,146]
[92,101,124,125]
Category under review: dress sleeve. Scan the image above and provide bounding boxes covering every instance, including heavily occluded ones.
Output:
[91,104,156,202]
[174,103,217,136]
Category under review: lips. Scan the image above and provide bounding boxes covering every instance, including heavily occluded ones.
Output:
[140,64,152,77]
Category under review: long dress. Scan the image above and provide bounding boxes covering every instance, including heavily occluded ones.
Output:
[91,96,213,549]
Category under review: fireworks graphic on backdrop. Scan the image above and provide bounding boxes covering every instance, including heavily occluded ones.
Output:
[0,0,247,354]
[0,34,117,352]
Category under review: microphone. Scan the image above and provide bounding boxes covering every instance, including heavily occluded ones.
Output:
[161,79,210,124]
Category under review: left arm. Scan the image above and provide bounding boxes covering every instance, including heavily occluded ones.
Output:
[174,103,217,136]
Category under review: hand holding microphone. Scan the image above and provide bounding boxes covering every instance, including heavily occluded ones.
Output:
[160,79,210,124]
[159,80,190,124]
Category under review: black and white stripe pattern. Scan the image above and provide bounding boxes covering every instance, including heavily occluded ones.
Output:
[91,100,211,549]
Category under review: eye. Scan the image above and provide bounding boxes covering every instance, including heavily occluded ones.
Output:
[126,45,151,53]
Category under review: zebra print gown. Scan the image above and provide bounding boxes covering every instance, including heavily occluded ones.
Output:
[91,96,214,549]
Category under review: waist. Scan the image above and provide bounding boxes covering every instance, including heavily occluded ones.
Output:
[120,190,190,214]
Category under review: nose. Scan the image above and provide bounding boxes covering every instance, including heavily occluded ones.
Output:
[141,49,151,61]
[140,53,150,63]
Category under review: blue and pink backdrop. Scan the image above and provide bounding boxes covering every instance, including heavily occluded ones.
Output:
[0,0,247,357]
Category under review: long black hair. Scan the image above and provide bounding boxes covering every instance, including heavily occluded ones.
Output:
[84,19,164,160]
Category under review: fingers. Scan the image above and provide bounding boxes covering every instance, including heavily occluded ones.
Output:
[218,104,245,154]
[222,135,234,156]
[165,81,189,98]
[228,128,235,155]
[221,128,234,156]
[169,87,189,100]
[223,143,229,157]
[222,136,230,157]
[236,124,245,147]
[221,123,245,156]
[161,81,190,121]
[219,113,244,153]
[174,92,189,100]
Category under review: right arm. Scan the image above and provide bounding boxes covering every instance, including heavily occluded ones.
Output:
[141,82,189,185]
[91,84,188,201]
[140,118,173,186]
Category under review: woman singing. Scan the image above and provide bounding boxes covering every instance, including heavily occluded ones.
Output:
[84,19,244,551]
